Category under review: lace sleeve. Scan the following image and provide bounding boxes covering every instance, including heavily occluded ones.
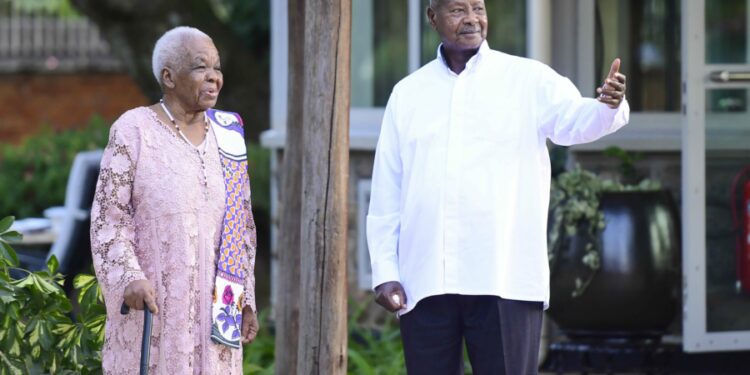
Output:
[241,171,257,313]
[90,120,146,307]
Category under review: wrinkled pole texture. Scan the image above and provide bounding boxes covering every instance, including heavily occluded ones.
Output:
[277,0,350,374]
[274,0,306,373]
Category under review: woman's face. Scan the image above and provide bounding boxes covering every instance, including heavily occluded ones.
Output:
[169,36,223,111]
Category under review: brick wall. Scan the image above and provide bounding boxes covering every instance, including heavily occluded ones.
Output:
[0,73,148,144]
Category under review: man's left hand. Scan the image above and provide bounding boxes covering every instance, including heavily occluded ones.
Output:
[597,58,627,109]
[241,307,259,344]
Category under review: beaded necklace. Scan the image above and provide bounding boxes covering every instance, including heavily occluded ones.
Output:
[159,99,209,151]
[159,99,211,199]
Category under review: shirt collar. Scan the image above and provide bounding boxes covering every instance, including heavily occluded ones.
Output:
[436,39,490,75]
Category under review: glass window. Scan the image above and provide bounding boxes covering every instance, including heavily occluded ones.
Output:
[352,0,526,108]
[706,0,747,64]
[705,0,748,113]
[351,0,408,107]
[595,0,681,112]
[420,0,526,65]
[703,0,750,334]
[705,87,750,332]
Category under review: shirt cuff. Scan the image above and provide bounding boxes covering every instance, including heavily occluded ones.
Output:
[601,98,630,126]
[371,258,401,291]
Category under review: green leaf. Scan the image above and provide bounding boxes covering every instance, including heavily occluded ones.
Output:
[0,231,22,243]
[25,318,40,346]
[0,242,18,267]
[38,321,55,351]
[46,256,59,275]
[0,217,14,233]
[56,297,73,314]
[31,274,62,295]
[73,274,96,290]
[52,322,76,338]
[0,287,14,304]
[0,349,24,375]
[7,303,20,321]
[3,320,22,357]
[10,274,32,288]
[75,274,104,318]
[582,251,601,270]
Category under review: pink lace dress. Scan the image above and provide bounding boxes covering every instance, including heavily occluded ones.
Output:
[90,107,257,375]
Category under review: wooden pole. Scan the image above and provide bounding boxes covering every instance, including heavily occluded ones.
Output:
[274,0,306,373]
[296,0,350,373]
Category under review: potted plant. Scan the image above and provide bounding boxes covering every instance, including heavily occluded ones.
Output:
[546,148,681,338]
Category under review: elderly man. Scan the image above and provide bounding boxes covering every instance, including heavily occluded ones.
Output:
[366,0,628,374]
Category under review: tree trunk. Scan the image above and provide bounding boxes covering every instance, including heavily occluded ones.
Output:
[274,0,305,373]
[69,0,269,140]
[296,0,350,373]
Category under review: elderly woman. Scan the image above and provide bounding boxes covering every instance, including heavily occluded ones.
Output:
[90,26,258,374]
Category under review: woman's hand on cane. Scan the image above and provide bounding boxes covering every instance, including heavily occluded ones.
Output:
[124,279,159,314]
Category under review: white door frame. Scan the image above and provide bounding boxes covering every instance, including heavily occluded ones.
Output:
[682,0,750,352]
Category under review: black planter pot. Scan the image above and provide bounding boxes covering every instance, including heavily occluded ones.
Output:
[548,190,681,339]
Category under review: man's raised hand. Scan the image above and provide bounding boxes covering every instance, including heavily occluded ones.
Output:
[597,58,627,109]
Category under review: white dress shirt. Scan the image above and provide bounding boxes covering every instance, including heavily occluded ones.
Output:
[366,41,630,314]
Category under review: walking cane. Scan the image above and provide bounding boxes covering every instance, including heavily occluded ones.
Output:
[120,301,153,375]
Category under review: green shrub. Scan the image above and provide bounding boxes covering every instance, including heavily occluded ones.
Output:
[347,301,406,375]
[0,117,110,218]
[0,216,105,374]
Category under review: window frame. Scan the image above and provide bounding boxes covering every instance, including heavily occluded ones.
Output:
[265,0,423,150]
[682,0,750,351]
[569,0,682,152]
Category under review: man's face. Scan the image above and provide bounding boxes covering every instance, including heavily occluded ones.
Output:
[428,0,488,52]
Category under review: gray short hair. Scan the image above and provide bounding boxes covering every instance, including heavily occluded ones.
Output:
[152,26,211,85]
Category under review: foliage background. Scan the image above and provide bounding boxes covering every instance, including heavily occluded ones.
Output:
[0,216,105,374]
[0,117,270,221]
[0,117,109,219]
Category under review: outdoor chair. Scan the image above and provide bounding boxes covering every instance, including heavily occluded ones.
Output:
[46,149,102,279]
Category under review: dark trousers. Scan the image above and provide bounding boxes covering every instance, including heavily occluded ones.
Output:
[399,294,543,375]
